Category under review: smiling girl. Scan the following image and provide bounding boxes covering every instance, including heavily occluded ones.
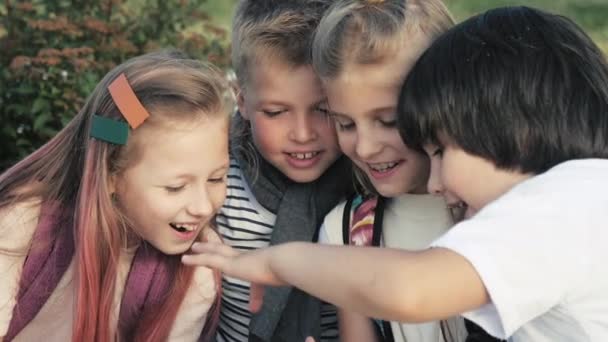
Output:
[0,51,232,341]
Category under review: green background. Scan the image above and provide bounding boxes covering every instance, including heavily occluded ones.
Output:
[1,0,606,170]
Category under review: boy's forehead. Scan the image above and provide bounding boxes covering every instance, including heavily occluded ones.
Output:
[243,58,316,90]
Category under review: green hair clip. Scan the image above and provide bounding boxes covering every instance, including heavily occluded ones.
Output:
[90,114,129,145]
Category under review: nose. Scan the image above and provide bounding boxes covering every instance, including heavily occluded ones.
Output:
[355,129,382,160]
[187,187,214,217]
[288,112,317,143]
[427,164,444,196]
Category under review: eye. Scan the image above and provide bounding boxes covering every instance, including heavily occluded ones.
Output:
[337,122,355,131]
[330,115,355,131]
[377,115,396,128]
[315,106,329,115]
[379,119,396,128]
[262,109,285,117]
[208,175,227,184]
[432,147,443,157]
[165,185,185,193]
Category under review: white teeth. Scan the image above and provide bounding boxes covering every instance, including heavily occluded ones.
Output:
[289,152,319,160]
[369,161,399,172]
[171,223,197,232]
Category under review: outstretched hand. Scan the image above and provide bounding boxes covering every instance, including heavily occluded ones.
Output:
[182,242,286,287]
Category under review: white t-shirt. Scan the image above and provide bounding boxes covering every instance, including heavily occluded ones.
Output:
[0,199,217,341]
[432,159,608,341]
[320,193,467,342]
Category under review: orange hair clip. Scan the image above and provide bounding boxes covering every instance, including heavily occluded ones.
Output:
[108,73,150,129]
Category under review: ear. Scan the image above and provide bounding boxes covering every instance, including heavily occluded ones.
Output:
[235,84,250,120]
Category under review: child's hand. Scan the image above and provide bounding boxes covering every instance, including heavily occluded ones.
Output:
[182,242,286,287]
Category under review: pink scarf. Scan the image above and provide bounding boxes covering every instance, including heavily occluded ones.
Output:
[4,203,182,341]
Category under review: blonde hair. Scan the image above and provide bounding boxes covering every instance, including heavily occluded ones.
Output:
[312,0,454,195]
[312,0,454,79]
[230,0,332,89]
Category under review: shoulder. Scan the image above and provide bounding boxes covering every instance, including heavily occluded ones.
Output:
[0,199,41,254]
[320,195,367,245]
[383,194,453,249]
[0,199,41,337]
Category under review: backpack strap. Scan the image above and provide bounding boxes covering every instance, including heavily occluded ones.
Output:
[341,195,393,342]
[342,196,356,244]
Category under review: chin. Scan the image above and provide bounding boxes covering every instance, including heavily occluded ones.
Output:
[372,183,405,198]
[155,243,192,256]
[283,169,324,183]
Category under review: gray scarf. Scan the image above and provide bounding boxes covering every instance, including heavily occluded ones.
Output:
[231,116,352,341]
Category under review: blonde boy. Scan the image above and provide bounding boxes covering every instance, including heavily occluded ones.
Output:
[215,1,351,341]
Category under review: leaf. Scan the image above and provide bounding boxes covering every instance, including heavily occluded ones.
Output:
[15,84,36,96]
[16,138,31,147]
[33,112,52,132]
[31,98,50,114]
[5,104,27,115]
[1,125,17,139]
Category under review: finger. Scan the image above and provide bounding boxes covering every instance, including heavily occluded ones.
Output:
[181,251,232,269]
[305,337,316,342]
[249,283,265,313]
[191,241,239,257]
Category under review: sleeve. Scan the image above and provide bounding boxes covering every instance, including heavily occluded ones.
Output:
[0,200,40,337]
[430,193,590,339]
[318,201,348,246]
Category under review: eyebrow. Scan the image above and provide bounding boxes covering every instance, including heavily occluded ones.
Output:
[311,99,327,108]
[256,100,289,108]
[328,106,397,119]
[165,162,230,181]
[211,162,230,174]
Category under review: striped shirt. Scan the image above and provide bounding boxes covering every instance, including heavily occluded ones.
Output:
[215,160,339,342]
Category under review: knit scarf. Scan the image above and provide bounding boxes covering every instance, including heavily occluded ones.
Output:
[232,138,353,341]
[4,202,196,341]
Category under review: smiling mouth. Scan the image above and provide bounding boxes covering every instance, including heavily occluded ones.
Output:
[368,161,402,172]
[169,222,197,233]
[287,151,321,160]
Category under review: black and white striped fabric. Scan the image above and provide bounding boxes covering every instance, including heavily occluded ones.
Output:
[215,160,338,342]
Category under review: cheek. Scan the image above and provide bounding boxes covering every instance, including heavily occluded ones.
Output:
[210,184,227,212]
[337,132,356,157]
[410,153,430,178]
[313,115,338,136]
[250,115,281,154]
[439,158,461,198]
[387,128,410,150]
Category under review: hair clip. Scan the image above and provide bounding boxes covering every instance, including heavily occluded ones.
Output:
[108,73,150,129]
[90,114,129,145]
[90,73,150,145]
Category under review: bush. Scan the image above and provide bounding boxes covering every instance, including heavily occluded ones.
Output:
[0,0,230,170]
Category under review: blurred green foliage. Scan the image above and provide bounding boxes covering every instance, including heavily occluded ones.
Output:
[2,0,607,170]
[445,0,608,52]
[0,0,230,170]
